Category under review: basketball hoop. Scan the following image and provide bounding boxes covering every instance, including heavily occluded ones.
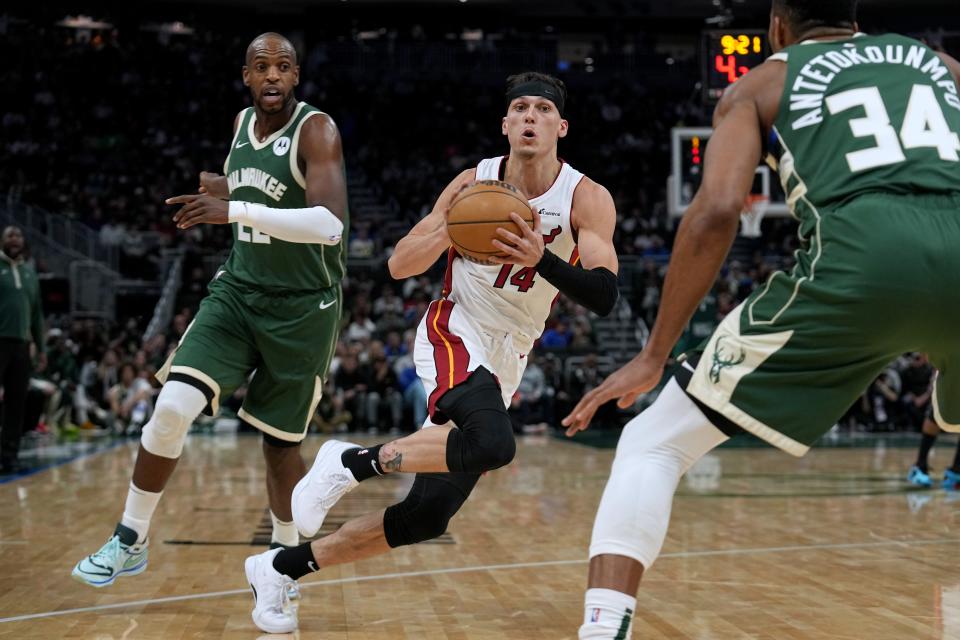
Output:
[740,194,769,238]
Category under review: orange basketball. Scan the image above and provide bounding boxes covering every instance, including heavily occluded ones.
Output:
[447,180,534,261]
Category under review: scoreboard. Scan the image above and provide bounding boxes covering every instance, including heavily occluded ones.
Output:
[702,30,768,103]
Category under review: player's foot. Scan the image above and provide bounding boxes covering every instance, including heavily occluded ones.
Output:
[907,465,933,488]
[292,440,360,537]
[269,543,301,600]
[71,524,148,587]
[942,469,960,490]
[245,548,298,634]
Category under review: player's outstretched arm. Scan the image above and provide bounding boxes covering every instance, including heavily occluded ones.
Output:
[563,65,776,434]
[169,114,347,244]
[226,113,347,243]
[387,168,476,280]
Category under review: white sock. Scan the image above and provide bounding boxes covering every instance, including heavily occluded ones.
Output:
[271,511,299,547]
[579,588,637,639]
[120,482,162,544]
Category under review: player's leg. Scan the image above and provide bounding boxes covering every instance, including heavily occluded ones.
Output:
[579,379,728,639]
[262,434,306,547]
[579,201,933,638]
[353,299,515,475]
[72,283,255,587]
[928,364,960,489]
[908,407,939,487]
[0,340,30,473]
[246,472,479,633]
[244,286,341,547]
[292,300,516,537]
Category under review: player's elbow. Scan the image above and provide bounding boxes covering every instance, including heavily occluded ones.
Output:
[387,254,411,280]
[693,199,742,235]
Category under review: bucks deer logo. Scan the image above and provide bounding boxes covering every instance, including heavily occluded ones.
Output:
[710,336,746,384]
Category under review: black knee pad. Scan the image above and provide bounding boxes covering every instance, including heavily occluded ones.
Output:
[437,367,516,473]
[383,472,480,548]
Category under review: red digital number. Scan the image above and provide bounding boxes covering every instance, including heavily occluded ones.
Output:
[715,54,739,83]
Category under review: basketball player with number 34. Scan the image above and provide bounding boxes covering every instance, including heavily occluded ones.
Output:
[243,71,619,633]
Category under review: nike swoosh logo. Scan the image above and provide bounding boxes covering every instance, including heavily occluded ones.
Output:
[235,140,249,148]
[318,299,336,310]
[371,460,382,475]
[307,561,318,572]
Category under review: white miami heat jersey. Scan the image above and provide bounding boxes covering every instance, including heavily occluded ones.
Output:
[442,156,584,342]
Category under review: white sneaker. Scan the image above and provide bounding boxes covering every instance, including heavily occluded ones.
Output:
[292,440,361,537]
[244,548,298,634]
[71,527,149,588]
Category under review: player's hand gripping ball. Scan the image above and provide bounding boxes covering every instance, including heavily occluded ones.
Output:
[446,180,535,263]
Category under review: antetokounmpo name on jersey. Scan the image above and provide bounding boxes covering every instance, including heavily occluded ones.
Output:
[227,167,289,201]
[788,43,960,131]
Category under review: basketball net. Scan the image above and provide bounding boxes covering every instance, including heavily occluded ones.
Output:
[740,194,769,238]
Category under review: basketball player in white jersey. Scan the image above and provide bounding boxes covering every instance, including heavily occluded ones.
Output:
[242,72,619,632]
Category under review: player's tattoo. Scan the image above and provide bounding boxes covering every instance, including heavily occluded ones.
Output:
[380,444,403,472]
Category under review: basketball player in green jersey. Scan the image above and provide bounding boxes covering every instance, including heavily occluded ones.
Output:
[563,2,960,637]
[72,33,348,592]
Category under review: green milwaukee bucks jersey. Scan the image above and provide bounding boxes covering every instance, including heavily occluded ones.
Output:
[222,102,347,292]
[773,33,960,222]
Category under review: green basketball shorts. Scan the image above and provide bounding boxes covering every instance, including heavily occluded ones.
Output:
[686,192,960,455]
[157,273,342,443]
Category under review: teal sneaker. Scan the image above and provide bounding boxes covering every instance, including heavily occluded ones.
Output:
[72,524,148,587]
[943,469,960,490]
[907,465,933,488]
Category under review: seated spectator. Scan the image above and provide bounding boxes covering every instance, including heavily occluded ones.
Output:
[510,355,549,433]
[541,321,571,349]
[345,308,376,344]
[333,352,371,431]
[367,341,403,434]
[393,331,425,430]
[108,361,154,434]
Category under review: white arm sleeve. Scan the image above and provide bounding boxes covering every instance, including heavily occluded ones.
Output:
[228,200,344,245]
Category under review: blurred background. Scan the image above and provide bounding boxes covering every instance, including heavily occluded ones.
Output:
[2,0,958,470]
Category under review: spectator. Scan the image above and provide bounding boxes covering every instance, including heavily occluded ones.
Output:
[510,355,548,433]
[334,352,371,430]
[345,308,376,344]
[393,331,426,430]
[367,341,403,433]
[541,321,571,349]
[107,362,154,434]
[0,226,45,474]
[898,353,934,429]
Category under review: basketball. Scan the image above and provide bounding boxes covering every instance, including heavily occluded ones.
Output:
[447,180,534,261]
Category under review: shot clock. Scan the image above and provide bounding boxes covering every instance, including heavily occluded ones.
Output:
[702,30,768,103]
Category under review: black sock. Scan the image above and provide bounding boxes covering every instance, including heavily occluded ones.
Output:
[114,523,138,546]
[917,433,937,472]
[951,441,960,473]
[272,542,319,581]
[341,445,384,482]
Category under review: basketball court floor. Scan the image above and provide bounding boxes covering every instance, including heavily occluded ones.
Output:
[1,433,958,639]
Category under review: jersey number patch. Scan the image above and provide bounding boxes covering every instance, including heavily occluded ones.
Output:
[493,226,562,293]
[826,84,960,172]
[237,223,271,244]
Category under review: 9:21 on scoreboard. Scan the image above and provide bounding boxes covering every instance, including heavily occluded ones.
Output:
[702,30,768,102]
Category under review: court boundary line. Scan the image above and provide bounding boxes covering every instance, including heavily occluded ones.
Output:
[0,439,130,486]
[3,536,959,624]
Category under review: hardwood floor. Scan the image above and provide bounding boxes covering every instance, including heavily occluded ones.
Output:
[1,433,957,638]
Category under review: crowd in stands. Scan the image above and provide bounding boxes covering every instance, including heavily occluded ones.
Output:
[2,16,942,439]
